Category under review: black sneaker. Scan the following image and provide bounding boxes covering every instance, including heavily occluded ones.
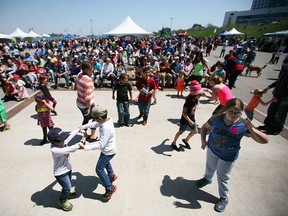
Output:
[196,177,211,188]
[51,110,58,115]
[137,114,143,119]
[265,128,282,135]
[257,125,270,131]
[40,139,49,145]
[182,139,191,149]
[171,143,180,152]
[214,198,228,212]
[103,185,117,201]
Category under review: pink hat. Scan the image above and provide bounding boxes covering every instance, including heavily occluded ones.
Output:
[190,84,203,95]
[13,74,20,79]
[190,80,200,86]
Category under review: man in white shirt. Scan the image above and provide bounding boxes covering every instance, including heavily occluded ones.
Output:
[100,58,116,88]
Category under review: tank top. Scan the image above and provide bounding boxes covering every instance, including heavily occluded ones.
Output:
[193,62,203,76]
[216,85,234,106]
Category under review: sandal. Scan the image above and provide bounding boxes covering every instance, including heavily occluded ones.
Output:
[88,136,100,143]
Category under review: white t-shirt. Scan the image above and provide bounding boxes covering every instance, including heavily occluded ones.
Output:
[82,117,116,155]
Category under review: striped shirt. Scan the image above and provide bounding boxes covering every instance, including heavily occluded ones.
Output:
[75,72,94,109]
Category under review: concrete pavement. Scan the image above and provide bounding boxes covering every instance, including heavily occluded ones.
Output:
[0,90,288,216]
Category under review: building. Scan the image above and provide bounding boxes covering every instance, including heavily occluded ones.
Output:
[223,0,288,27]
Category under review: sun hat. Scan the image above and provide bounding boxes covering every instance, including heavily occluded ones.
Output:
[48,127,70,141]
[190,83,203,96]
[91,106,108,118]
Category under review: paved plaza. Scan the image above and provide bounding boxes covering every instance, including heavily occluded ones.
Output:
[1,46,288,216]
[1,88,288,216]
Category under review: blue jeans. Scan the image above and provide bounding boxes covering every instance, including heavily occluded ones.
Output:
[96,152,115,191]
[48,69,55,82]
[138,100,151,121]
[55,170,72,202]
[55,73,70,86]
[117,101,130,125]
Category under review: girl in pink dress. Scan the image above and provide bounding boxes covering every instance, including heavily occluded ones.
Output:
[176,70,186,97]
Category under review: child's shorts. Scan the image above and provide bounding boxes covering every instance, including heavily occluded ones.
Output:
[244,108,254,120]
[179,122,197,131]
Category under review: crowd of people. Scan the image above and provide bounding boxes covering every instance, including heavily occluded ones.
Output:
[0,35,287,212]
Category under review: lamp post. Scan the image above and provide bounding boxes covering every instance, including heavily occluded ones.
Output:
[90,19,93,37]
[170,18,174,34]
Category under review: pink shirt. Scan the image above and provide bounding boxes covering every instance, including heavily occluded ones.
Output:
[217,85,234,106]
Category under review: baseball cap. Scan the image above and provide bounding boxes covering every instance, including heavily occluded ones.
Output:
[48,127,70,141]
[91,106,108,118]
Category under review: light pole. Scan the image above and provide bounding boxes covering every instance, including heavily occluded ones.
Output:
[170,17,174,34]
[90,19,93,37]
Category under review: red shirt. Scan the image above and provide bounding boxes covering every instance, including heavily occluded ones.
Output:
[136,77,155,102]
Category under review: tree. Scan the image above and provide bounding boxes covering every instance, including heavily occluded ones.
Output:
[192,24,203,30]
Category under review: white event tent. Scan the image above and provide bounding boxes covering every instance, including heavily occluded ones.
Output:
[222,28,244,36]
[264,30,288,37]
[9,27,31,38]
[42,34,51,38]
[28,30,41,38]
[0,33,12,39]
[104,16,152,36]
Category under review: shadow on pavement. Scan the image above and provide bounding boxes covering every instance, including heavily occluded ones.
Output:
[160,175,218,209]
[151,138,173,156]
[31,172,103,210]
[165,94,187,99]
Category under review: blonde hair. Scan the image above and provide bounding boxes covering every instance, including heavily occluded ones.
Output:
[209,75,222,84]
[251,89,264,96]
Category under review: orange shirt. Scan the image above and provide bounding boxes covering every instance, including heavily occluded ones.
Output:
[246,96,261,111]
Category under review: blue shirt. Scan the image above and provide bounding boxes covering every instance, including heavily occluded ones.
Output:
[207,115,249,162]
[213,69,225,77]
[170,62,182,74]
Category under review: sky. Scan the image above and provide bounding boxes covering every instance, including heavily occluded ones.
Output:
[0,0,253,36]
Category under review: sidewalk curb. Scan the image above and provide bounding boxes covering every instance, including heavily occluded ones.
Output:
[245,103,288,140]
[7,91,39,119]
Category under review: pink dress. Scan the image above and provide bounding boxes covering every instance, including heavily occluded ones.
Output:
[176,75,185,91]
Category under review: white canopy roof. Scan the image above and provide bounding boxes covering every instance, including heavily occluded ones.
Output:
[104,16,152,36]
[222,28,244,36]
[9,27,31,38]
[28,30,41,38]
[264,30,288,37]
[0,33,12,39]
[42,33,51,38]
